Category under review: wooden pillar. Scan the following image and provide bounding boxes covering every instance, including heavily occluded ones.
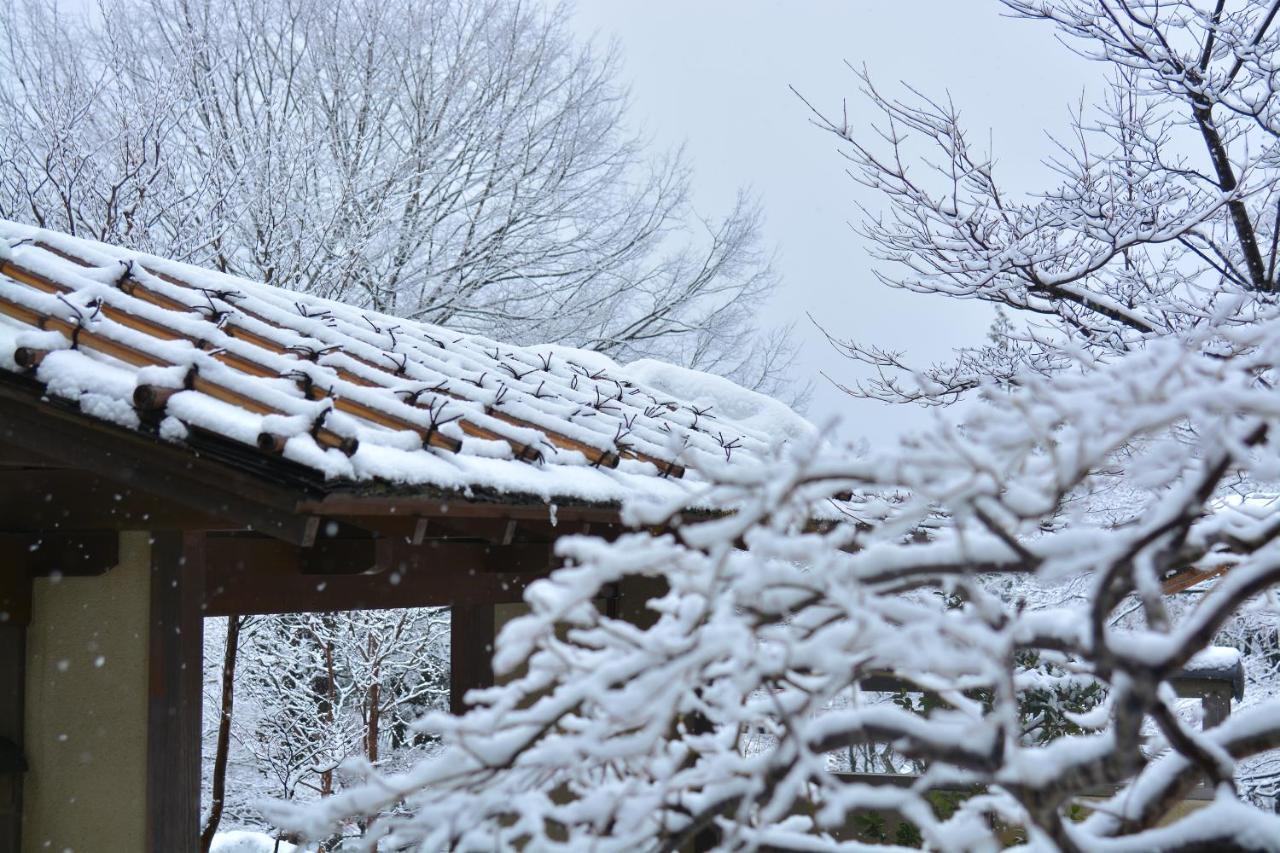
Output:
[450,602,494,716]
[0,564,30,853]
[0,627,25,853]
[1202,685,1232,729]
[147,532,205,853]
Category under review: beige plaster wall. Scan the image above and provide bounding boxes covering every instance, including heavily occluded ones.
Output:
[22,531,150,853]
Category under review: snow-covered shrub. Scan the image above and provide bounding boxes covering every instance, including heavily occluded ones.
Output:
[260,309,1280,850]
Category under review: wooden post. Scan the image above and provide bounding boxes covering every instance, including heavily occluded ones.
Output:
[0,564,30,853]
[0,626,25,853]
[1202,685,1232,729]
[147,532,205,853]
[450,603,494,716]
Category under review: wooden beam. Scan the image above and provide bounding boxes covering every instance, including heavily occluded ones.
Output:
[296,494,625,525]
[0,375,319,544]
[146,532,204,853]
[324,513,586,545]
[202,537,561,616]
[206,535,558,574]
[0,444,59,468]
[0,469,225,532]
[451,603,494,716]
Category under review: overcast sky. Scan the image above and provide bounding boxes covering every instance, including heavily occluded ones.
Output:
[571,2,1100,445]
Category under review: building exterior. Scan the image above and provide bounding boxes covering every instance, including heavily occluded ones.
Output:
[0,221,793,852]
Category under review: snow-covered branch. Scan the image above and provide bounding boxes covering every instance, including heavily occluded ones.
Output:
[267,299,1280,849]
[811,1,1280,406]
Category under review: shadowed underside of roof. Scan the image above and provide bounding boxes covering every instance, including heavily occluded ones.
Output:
[0,221,801,510]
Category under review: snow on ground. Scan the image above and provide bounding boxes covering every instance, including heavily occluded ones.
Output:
[211,830,300,853]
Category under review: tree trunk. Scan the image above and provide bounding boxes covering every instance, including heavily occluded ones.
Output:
[367,680,380,764]
[366,634,380,764]
[200,616,241,853]
[316,640,342,853]
[320,640,336,799]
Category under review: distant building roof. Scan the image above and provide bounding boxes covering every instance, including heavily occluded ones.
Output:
[0,221,811,510]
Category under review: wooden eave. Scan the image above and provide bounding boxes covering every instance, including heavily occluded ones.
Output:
[0,368,633,546]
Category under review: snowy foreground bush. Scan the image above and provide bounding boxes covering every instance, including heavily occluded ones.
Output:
[265,314,1280,850]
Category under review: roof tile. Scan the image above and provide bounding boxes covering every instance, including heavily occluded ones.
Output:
[0,221,807,507]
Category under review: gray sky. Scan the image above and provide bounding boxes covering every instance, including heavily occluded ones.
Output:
[571,2,1099,445]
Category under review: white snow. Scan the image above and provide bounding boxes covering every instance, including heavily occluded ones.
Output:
[210,831,300,853]
[1184,646,1243,671]
[623,358,816,443]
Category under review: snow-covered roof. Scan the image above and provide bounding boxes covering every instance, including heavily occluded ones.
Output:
[0,221,810,509]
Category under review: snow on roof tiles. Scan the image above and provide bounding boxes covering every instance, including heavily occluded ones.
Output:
[0,221,807,507]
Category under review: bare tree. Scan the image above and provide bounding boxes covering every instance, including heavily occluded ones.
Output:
[0,0,232,258]
[201,615,243,853]
[203,609,449,842]
[0,0,798,397]
[806,0,1280,406]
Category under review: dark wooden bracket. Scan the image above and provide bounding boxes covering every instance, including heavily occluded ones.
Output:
[13,532,118,578]
[0,738,25,774]
[0,533,118,627]
[0,565,29,629]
